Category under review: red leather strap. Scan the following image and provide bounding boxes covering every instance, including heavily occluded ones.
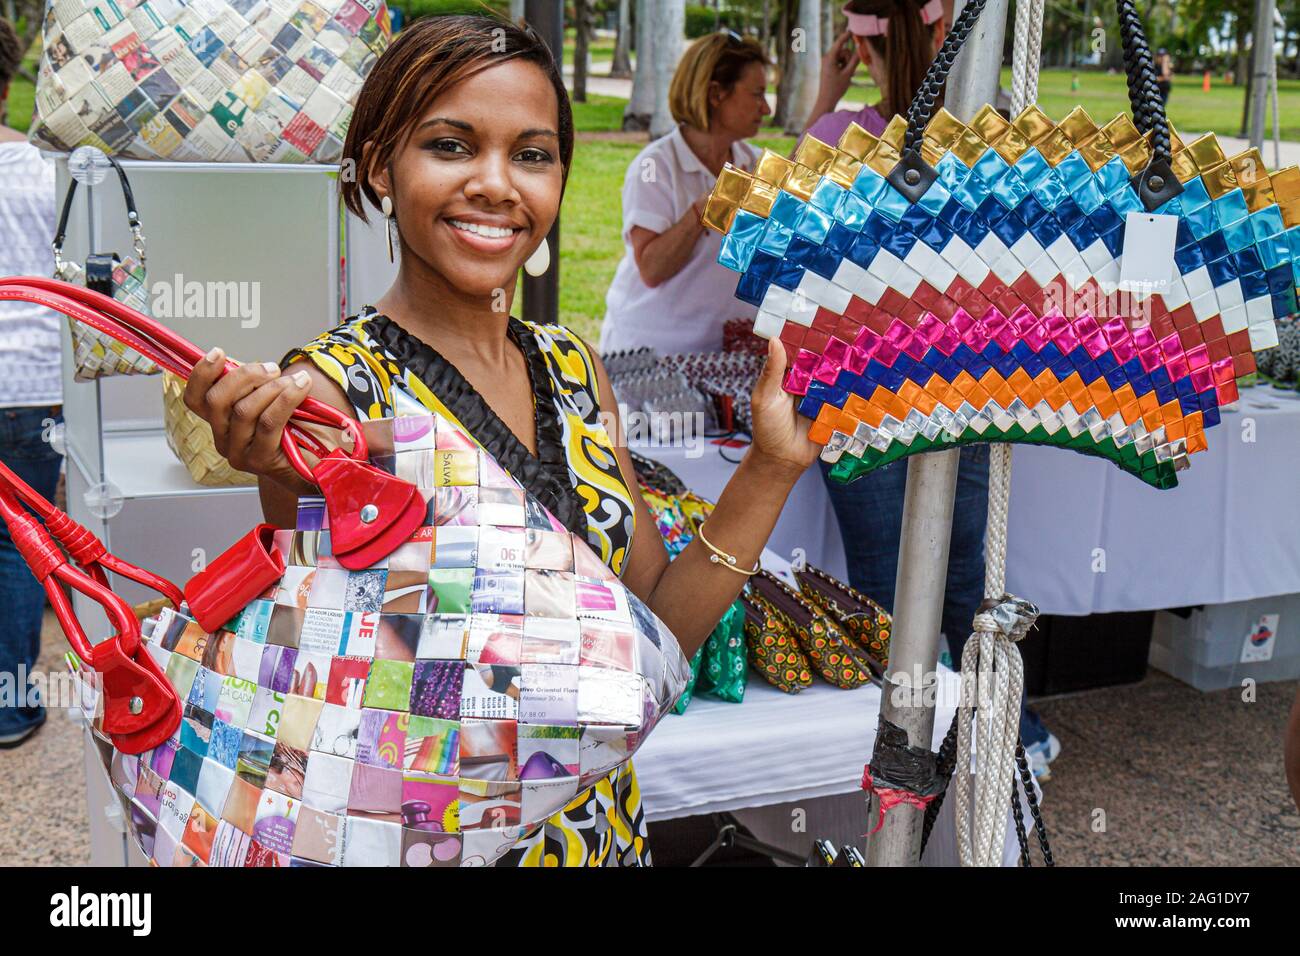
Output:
[0,457,184,608]
[0,278,370,478]
[0,277,427,751]
[0,483,177,752]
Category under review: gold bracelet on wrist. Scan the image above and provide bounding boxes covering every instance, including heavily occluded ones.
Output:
[696,522,760,576]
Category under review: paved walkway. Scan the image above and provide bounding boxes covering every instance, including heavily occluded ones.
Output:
[2,611,1297,865]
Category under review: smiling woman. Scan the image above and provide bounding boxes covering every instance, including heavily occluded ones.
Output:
[180,14,821,867]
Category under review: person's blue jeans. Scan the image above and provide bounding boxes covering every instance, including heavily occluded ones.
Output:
[819,444,1048,746]
[0,406,64,738]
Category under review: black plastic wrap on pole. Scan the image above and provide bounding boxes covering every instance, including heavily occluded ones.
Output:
[523,0,564,326]
[869,718,947,798]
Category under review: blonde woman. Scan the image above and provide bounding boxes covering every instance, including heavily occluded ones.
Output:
[599,31,770,355]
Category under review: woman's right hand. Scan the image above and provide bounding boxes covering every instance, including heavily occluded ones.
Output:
[816,29,860,111]
[183,347,317,494]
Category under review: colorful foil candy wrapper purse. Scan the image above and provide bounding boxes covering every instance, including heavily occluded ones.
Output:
[0,277,691,868]
[702,0,1293,489]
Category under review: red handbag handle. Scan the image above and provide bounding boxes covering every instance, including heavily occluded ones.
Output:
[0,277,427,753]
[0,479,179,752]
[0,277,369,478]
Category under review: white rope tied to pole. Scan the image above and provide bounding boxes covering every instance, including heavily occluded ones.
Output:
[953,595,1036,865]
[952,0,1044,867]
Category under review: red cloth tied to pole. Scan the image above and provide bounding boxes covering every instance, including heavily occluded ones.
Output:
[862,765,939,835]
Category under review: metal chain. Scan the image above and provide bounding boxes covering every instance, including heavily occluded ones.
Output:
[919,709,961,856]
[1010,768,1031,866]
[1015,740,1056,865]
[903,0,991,154]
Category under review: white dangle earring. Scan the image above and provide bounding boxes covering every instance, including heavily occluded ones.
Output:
[523,236,550,277]
[381,195,395,263]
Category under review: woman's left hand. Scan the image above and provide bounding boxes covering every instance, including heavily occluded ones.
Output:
[747,336,823,480]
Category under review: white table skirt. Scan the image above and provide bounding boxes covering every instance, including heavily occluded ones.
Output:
[636,669,1027,866]
[633,391,1300,615]
[1003,393,1300,615]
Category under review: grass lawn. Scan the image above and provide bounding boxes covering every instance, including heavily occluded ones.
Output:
[1020,67,1300,141]
[561,35,616,68]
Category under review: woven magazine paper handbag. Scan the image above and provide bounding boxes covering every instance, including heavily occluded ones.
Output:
[53,149,160,378]
[28,0,391,163]
[0,277,691,867]
[701,0,1293,489]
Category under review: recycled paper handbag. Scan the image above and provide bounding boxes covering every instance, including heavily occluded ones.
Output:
[53,150,160,379]
[28,0,391,163]
[0,276,691,867]
[701,0,1293,489]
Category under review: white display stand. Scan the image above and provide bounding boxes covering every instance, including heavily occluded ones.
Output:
[58,159,395,864]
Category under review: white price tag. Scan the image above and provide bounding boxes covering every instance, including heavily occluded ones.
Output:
[1118,212,1179,293]
[1240,613,1279,664]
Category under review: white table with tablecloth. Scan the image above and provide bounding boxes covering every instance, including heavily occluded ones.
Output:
[632,548,1030,867]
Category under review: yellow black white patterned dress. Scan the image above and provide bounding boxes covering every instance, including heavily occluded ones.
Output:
[285,307,651,866]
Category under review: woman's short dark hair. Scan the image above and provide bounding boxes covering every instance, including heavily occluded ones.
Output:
[340,15,574,221]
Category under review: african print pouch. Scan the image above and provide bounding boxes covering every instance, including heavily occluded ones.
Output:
[28,0,391,163]
[702,0,1294,490]
[696,599,746,703]
[0,277,692,868]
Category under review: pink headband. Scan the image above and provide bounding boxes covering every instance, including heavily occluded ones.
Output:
[842,0,944,36]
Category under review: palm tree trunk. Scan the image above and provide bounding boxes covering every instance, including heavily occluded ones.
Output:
[649,0,684,139]
[774,0,795,128]
[624,0,655,130]
[574,0,590,102]
[783,0,821,134]
[611,0,633,78]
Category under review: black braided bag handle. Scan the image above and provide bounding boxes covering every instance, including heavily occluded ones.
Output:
[890,0,1181,211]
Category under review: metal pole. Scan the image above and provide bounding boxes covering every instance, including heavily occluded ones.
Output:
[1271,56,1281,168]
[864,0,1010,868]
[524,0,564,325]
[1248,0,1276,150]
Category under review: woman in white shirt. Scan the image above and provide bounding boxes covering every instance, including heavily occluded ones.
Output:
[0,17,61,749]
[599,32,770,355]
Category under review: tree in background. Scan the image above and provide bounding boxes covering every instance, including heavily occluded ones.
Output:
[782,0,820,133]
[573,0,594,100]
[2,0,42,79]
[649,0,685,137]
[772,0,796,128]
[611,0,633,77]
[624,0,655,128]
